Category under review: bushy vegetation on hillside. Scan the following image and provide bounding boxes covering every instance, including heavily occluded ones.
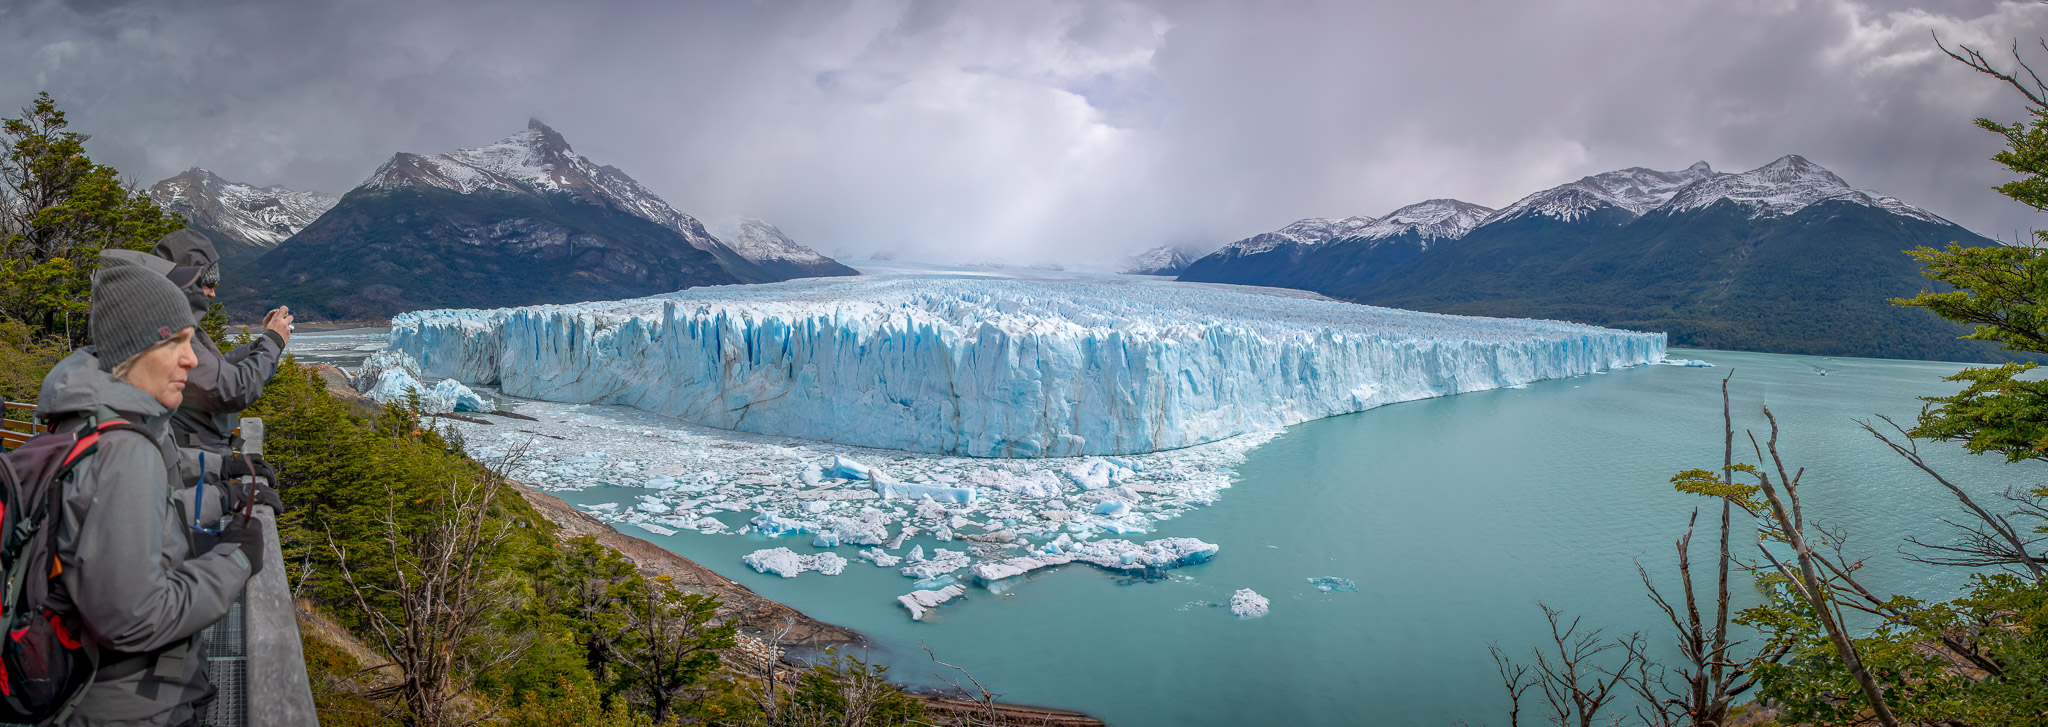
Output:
[250,359,930,726]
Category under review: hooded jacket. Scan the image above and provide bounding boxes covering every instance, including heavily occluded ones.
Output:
[36,349,253,727]
[151,229,286,455]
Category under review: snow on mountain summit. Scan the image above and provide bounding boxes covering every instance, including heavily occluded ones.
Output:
[711,218,857,278]
[357,119,857,280]
[1660,155,1945,223]
[718,218,832,265]
[146,168,336,247]
[1488,162,1717,224]
[1121,245,1198,275]
[1350,199,1495,243]
[1224,215,1378,255]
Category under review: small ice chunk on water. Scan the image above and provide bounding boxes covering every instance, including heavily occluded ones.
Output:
[827,456,873,481]
[1308,577,1358,593]
[1062,459,1133,491]
[634,522,678,536]
[898,584,966,621]
[743,548,848,578]
[825,516,889,546]
[859,548,903,567]
[1230,589,1269,619]
[812,531,840,548]
[912,574,959,591]
[800,464,824,486]
[965,468,1064,498]
[877,480,978,504]
[1093,501,1131,517]
[749,512,816,537]
[900,549,972,579]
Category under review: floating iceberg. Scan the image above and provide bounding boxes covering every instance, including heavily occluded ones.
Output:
[1230,589,1270,619]
[749,513,816,537]
[356,353,494,414]
[389,269,1665,457]
[972,535,1219,583]
[1656,358,1714,368]
[742,548,847,578]
[1308,577,1358,593]
[900,548,973,580]
[899,584,967,621]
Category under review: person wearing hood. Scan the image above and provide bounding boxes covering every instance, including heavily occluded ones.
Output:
[147,229,293,455]
[38,253,263,727]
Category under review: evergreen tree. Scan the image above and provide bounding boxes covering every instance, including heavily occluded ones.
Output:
[0,92,184,345]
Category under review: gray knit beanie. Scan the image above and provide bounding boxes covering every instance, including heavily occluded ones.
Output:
[91,251,197,373]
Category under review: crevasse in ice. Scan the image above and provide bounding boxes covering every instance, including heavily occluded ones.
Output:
[389,269,1665,457]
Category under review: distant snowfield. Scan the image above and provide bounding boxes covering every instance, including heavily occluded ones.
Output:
[307,263,1667,620]
[389,263,1666,458]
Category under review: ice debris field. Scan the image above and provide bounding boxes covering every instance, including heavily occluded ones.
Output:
[338,267,1670,622]
[388,269,1665,458]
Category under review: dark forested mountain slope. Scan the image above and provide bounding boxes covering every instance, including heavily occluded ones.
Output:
[1180,157,2008,362]
[224,120,851,320]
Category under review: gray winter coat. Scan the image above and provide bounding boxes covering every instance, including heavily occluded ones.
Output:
[170,324,285,455]
[170,325,283,526]
[152,225,286,456]
[36,349,252,727]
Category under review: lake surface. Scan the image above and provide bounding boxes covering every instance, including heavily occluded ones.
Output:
[297,330,2035,725]
[554,349,2037,726]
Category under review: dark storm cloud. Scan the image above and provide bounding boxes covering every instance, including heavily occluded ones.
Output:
[1,0,2043,263]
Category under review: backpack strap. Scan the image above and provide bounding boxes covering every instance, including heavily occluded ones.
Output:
[22,417,154,615]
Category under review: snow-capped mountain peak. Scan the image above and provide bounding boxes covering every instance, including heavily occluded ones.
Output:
[360,120,774,271]
[717,218,832,265]
[365,118,586,195]
[146,168,337,247]
[1486,162,1719,224]
[1227,215,1378,255]
[1120,244,1198,275]
[1660,154,1944,223]
[1350,199,1495,244]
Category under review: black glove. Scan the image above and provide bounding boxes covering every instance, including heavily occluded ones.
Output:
[217,515,266,576]
[219,453,277,487]
[242,479,285,514]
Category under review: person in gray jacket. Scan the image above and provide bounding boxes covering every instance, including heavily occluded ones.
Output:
[37,256,263,727]
[147,229,294,454]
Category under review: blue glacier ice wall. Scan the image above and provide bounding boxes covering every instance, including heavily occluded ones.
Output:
[389,271,1665,457]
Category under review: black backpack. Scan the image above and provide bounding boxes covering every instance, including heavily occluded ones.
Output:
[0,411,143,724]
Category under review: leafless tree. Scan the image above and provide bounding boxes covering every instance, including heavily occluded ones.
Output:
[1631,373,1786,727]
[1936,33,2048,109]
[326,472,527,727]
[1861,415,2047,581]
[1489,604,1643,727]
[1742,405,1900,727]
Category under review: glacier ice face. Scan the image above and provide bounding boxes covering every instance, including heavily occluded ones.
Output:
[390,268,1664,457]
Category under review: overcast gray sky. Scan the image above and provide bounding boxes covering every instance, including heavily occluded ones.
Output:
[3,0,2045,264]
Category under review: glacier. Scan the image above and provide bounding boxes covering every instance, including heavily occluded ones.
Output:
[389,268,1665,458]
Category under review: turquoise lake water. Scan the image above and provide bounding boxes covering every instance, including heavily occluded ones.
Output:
[541,348,2046,726]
